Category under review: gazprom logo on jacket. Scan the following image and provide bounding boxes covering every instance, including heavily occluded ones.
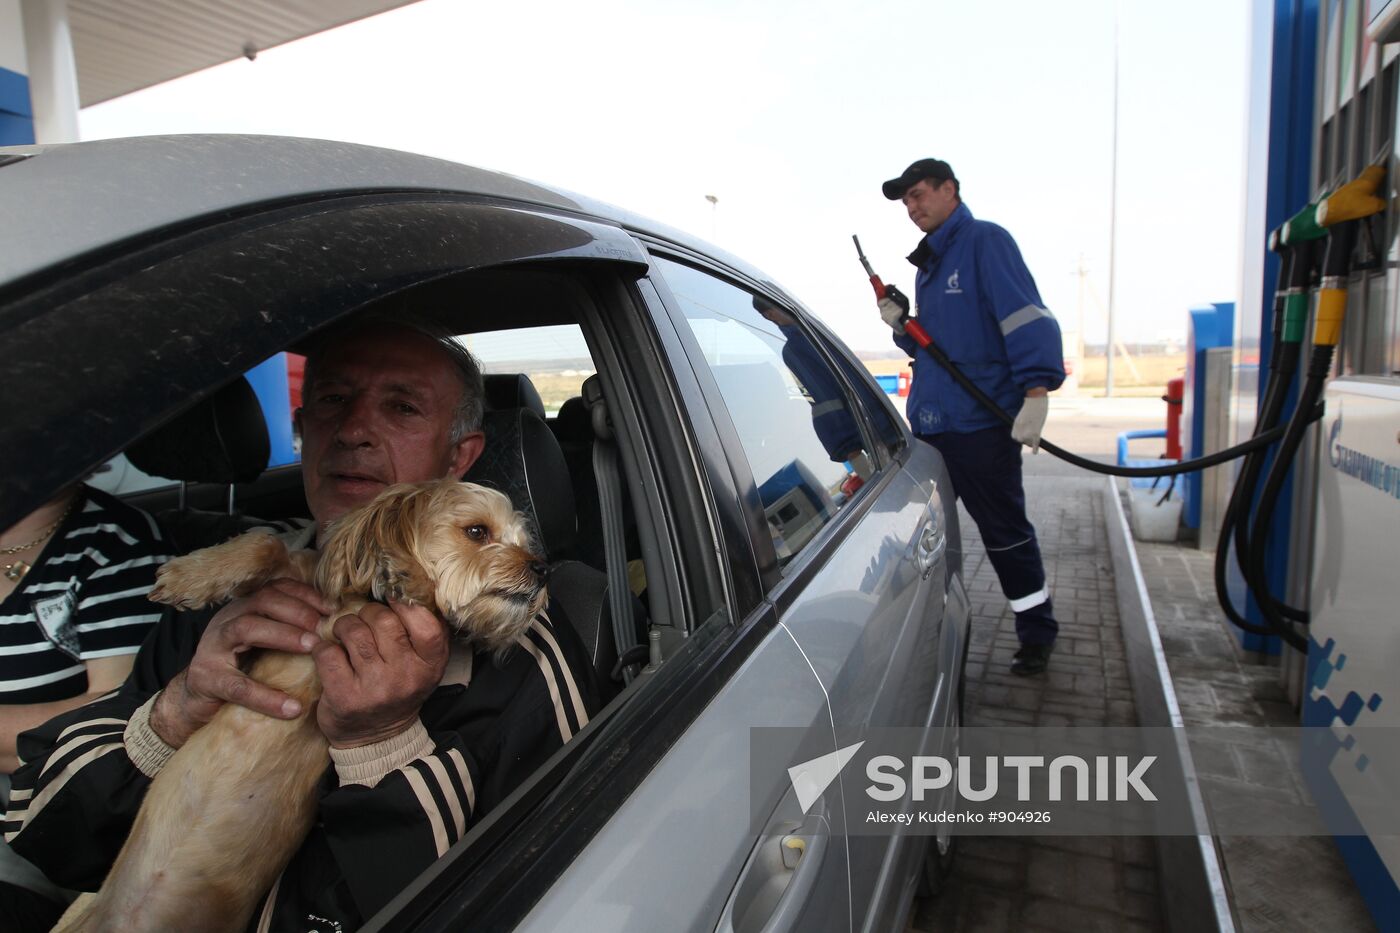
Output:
[946,270,962,294]
[1328,407,1400,500]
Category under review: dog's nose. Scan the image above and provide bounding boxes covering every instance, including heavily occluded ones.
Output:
[530,561,551,582]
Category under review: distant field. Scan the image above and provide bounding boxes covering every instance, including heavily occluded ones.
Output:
[860,352,1187,398]
[515,353,1188,411]
[522,372,593,411]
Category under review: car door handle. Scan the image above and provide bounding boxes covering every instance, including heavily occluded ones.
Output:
[715,809,831,933]
[917,521,946,580]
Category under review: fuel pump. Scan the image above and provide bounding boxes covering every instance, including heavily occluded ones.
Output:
[1245,165,1387,644]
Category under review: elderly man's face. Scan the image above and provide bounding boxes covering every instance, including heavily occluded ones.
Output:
[296,326,484,527]
[902,178,959,234]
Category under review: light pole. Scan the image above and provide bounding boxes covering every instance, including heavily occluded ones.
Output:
[1105,8,1120,397]
[705,194,718,240]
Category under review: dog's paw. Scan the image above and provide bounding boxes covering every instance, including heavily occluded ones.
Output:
[374,554,426,606]
[149,558,226,609]
[148,531,290,608]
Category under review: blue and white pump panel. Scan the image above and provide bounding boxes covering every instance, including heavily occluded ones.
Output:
[1304,376,1400,927]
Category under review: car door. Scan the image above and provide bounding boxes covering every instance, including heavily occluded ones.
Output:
[645,253,963,931]
[483,262,849,933]
[809,328,972,932]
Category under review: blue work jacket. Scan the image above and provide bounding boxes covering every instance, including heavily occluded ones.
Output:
[779,323,863,462]
[893,203,1065,435]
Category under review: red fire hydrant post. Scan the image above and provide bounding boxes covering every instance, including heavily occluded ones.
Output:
[1163,376,1184,461]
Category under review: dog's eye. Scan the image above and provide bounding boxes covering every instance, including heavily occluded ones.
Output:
[464,525,490,542]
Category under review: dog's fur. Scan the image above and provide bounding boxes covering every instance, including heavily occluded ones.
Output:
[55,480,548,933]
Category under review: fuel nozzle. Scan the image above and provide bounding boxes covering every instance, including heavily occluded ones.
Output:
[1316,164,1386,227]
[852,235,910,315]
[1314,165,1388,347]
[1274,195,1330,347]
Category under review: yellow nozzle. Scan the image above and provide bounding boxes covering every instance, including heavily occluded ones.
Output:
[1316,288,1347,346]
[1316,165,1387,226]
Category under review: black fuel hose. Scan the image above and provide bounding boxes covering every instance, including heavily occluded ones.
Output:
[1243,216,1362,645]
[1213,346,1309,647]
[1241,344,1333,650]
[1214,236,1315,641]
[912,324,1318,650]
[903,324,1319,478]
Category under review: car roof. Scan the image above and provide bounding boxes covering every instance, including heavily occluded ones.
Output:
[0,134,805,529]
[0,134,773,293]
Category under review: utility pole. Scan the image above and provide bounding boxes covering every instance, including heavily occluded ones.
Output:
[1075,254,1088,365]
[1105,8,1120,397]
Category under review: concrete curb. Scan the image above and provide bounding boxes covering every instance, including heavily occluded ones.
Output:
[1100,477,1237,933]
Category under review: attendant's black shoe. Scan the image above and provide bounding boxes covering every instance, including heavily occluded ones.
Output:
[1010,642,1053,676]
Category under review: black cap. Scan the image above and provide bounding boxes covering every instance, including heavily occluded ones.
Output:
[882,159,957,200]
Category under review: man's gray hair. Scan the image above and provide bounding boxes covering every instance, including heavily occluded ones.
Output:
[301,313,484,443]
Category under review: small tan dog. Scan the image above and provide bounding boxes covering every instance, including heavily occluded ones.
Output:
[56,479,549,933]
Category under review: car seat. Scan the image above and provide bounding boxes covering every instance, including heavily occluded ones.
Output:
[483,373,546,417]
[465,403,643,701]
[125,376,299,553]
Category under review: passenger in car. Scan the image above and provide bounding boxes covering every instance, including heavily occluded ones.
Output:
[4,317,601,932]
[0,482,171,929]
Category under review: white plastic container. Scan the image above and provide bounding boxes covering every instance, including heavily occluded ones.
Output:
[1129,487,1183,542]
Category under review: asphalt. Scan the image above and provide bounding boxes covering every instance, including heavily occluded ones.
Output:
[903,397,1372,933]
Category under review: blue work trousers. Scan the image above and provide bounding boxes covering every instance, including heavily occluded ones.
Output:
[921,427,1058,646]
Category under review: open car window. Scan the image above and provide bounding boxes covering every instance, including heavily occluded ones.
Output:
[466,324,596,413]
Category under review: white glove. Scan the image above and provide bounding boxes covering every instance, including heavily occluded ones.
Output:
[878,297,906,332]
[1011,394,1049,453]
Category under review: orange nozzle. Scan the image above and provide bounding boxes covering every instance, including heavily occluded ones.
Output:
[1316,165,1387,226]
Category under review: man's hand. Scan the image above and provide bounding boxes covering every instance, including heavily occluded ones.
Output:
[878,297,906,332]
[1011,390,1050,453]
[150,579,328,748]
[313,601,449,749]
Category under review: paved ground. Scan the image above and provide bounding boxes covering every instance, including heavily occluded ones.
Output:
[1133,535,1375,933]
[905,397,1372,932]
[908,468,1164,933]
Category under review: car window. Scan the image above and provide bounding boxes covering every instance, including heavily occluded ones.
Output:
[655,257,875,568]
[95,352,306,498]
[464,324,595,414]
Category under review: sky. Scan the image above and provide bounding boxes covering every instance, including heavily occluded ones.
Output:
[79,0,1253,355]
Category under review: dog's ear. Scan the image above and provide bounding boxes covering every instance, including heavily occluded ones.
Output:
[316,483,433,605]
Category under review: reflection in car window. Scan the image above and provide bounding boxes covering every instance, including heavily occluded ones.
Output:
[656,258,873,568]
[816,332,907,458]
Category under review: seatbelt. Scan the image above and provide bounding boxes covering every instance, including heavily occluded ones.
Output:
[582,376,640,683]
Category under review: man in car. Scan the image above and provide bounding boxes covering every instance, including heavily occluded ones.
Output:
[4,316,600,932]
[877,159,1065,676]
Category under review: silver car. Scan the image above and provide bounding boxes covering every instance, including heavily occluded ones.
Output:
[0,135,970,932]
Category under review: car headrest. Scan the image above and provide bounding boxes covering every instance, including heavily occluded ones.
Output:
[126,376,270,484]
[483,373,545,417]
[553,395,592,446]
[465,407,576,560]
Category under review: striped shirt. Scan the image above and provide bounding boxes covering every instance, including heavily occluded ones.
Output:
[0,487,171,703]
